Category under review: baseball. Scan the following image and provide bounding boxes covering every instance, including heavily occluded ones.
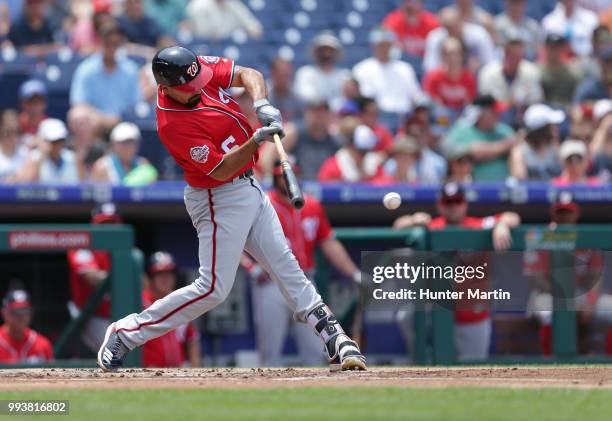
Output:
[383,192,402,210]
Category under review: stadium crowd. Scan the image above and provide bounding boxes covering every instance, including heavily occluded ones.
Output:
[0,0,609,186]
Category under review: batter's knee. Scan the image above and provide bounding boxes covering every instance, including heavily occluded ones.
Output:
[193,274,232,309]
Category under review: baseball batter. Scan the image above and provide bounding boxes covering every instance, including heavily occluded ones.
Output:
[97,46,366,371]
[244,159,362,366]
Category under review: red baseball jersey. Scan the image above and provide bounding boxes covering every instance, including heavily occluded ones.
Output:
[428,215,501,323]
[268,191,334,272]
[0,325,53,364]
[141,289,199,367]
[67,249,112,318]
[156,56,256,188]
[382,9,439,56]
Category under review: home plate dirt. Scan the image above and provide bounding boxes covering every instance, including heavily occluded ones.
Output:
[1,367,612,390]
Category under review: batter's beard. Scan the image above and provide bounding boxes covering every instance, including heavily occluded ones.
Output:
[185,94,201,108]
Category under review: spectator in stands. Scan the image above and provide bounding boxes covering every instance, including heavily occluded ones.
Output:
[66,105,107,176]
[0,287,53,364]
[144,0,188,37]
[573,46,612,103]
[283,101,338,181]
[440,0,494,36]
[66,203,120,352]
[580,25,612,79]
[423,7,495,73]
[423,36,476,117]
[383,133,446,184]
[553,139,601,185]
[381,135,420,183]
[523,192,609,356]
[382,0,439,57]
[294,32,350,112]
[402,97,442,151]
[352,27,423,116]
[393,182,521,361]
[18,79,48,138]
[510,104,564,180]
[356,97,393,152]
[142,252,201,367]
[443,95,517,181]
[70,23,142,132]
[539,33,582,110]
[444,144,474,183]
[18,118,83,183]
[69,0,114,55]
[5,0,61,55]
[590,99,612,175]
[117,0,170,47]
[186,0,262,40]
[91,122,157,185]
[543,0,600,57]
[478,36,543,112]
[494,0,541,61]
[267,57,301,123]
[0,110,28,182]
[318,117,386,183]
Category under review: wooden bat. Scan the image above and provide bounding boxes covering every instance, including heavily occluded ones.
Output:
[273,133,304,209]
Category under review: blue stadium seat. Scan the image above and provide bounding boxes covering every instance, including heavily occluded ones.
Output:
[0,51,37,109]
[138,127,183,181]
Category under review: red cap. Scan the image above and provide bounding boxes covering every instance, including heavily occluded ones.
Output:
[148,251,177,275]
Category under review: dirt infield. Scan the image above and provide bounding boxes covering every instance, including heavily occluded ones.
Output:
[1,367,612,390]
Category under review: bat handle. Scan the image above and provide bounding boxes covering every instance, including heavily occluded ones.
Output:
[273,134,287,161]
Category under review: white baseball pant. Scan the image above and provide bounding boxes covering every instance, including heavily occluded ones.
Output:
[252,277,326,367]
[113,176,323,349]
[528,290,612,326]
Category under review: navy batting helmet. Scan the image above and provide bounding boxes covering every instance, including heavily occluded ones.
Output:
[152,46,213,91]
[91,202,122,224]
[148,251,177,275]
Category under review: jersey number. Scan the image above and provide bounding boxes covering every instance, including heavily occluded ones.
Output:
[221,136,238,153]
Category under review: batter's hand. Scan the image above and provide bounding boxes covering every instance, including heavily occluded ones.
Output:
[254,99,283,130]
[253,124,284,145]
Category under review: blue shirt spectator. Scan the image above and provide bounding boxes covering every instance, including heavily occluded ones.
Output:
[70,24,141,118]
[7,0,56,48]
[117,0,167,47]
[573,47,612,103]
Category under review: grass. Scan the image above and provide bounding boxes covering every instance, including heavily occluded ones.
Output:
[2,387,612,421]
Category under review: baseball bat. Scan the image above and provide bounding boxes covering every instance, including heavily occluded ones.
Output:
[273,133,304,209]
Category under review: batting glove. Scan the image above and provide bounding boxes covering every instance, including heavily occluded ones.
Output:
[254,99,284,130]
[253,124,284,145]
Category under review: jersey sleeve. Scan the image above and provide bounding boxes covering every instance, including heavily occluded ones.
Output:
[67,249,101,274]
[160,122,224,176]
[198,56,235,90]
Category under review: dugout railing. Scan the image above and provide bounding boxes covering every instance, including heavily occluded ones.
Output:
[323,225,612,365]
[0,224,142,368]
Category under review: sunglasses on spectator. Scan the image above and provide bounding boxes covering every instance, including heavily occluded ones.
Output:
[565,155,584,164]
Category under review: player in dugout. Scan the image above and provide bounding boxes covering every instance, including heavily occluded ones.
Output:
[0,286,53,364]
[523,191,612,355]
[66,202,122,352]
[243,158,361,366]
[142,251,202,368]
[393,182,521,360]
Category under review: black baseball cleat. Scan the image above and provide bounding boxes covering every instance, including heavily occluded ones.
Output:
[97,322,130,372]
[327,334,367,371]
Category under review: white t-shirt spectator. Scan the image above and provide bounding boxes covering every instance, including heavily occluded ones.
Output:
[352,57,423,114]
[30,149,80,184]
[294,66,351,111]
[542,2,599,56]
[0,145,28,181]
[478,60,543,106]
[186,0,262,39]
[423,23,496,72]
